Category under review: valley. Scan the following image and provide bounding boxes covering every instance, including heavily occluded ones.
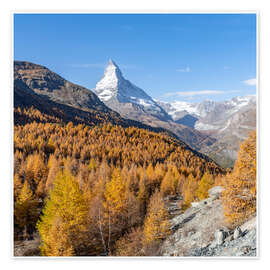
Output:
[13,60,257,257]
[12,12,258,259]
[95,60,256,168]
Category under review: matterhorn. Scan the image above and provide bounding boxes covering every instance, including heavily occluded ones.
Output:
[95,59,169,121]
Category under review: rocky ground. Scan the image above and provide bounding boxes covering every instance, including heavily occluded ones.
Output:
[161,186,257,257]
[14,233,40,256]
[190,225,256,256]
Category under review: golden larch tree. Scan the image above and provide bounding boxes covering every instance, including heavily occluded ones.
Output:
[196,172,214,200]
[104,168,127,213]
[14,180,39,239]
[182,174,199,208]
[222,131,256,226]
[143,190,170,245]
[37,170,88,256]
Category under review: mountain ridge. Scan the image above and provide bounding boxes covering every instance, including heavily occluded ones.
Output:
[94,60,217,152]
[157,96,256,167]
[13,61,178,137]
[14,60,256,168]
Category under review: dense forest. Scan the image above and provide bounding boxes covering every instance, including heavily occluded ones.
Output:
[14,104,232,256]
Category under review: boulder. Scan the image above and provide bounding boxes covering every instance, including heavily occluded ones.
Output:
[215,229,226,245]
[208,186,224,199]
[225,234,234,242]
[191,202,201,208]
[233,227,242,239]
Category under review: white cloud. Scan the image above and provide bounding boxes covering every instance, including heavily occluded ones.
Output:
[164,90,239,97]
[243,78,257,86]
[176,67,190,72]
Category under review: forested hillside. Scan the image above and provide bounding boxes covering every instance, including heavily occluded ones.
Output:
[14,115,226,256]
[14,61,173,136]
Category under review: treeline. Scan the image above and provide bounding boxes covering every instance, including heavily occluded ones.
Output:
[14,119,226,256]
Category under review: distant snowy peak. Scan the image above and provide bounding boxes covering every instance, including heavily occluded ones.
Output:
[227,95,256,109]
[156,100,202,118]
[158,95,256,120]
[170,101,201,117]
[95,60,165,114]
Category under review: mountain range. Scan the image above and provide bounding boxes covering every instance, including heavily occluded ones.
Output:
[157,96,256,167]
[94,60,256,167]
[14,61,174,137]
[14,60,256,168]
[94,60,217,153]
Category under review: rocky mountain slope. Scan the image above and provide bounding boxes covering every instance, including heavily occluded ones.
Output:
[14,61,176,136]
[95,60,216,152]
[199,105,256,167]
[158,97,256,167]
[15,61,108,111]
[161,186,257,257]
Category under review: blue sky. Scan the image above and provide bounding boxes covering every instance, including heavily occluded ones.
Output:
[14,13,257,103]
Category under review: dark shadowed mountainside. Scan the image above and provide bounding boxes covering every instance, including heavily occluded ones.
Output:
[13,61,177,137]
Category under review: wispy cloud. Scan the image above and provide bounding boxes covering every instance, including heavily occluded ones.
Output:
[176,67,190,73]
[243,78,257,86]
[164,90,239,97]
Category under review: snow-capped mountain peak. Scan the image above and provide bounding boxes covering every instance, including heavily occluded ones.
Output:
[104,59,124,81]
[95,59,124,101]
[95,60,168,118]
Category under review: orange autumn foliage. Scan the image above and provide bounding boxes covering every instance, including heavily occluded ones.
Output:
[222,131,256,226]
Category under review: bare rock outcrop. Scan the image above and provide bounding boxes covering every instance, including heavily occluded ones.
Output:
[161,186,257,257]
[161,186,225,256]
